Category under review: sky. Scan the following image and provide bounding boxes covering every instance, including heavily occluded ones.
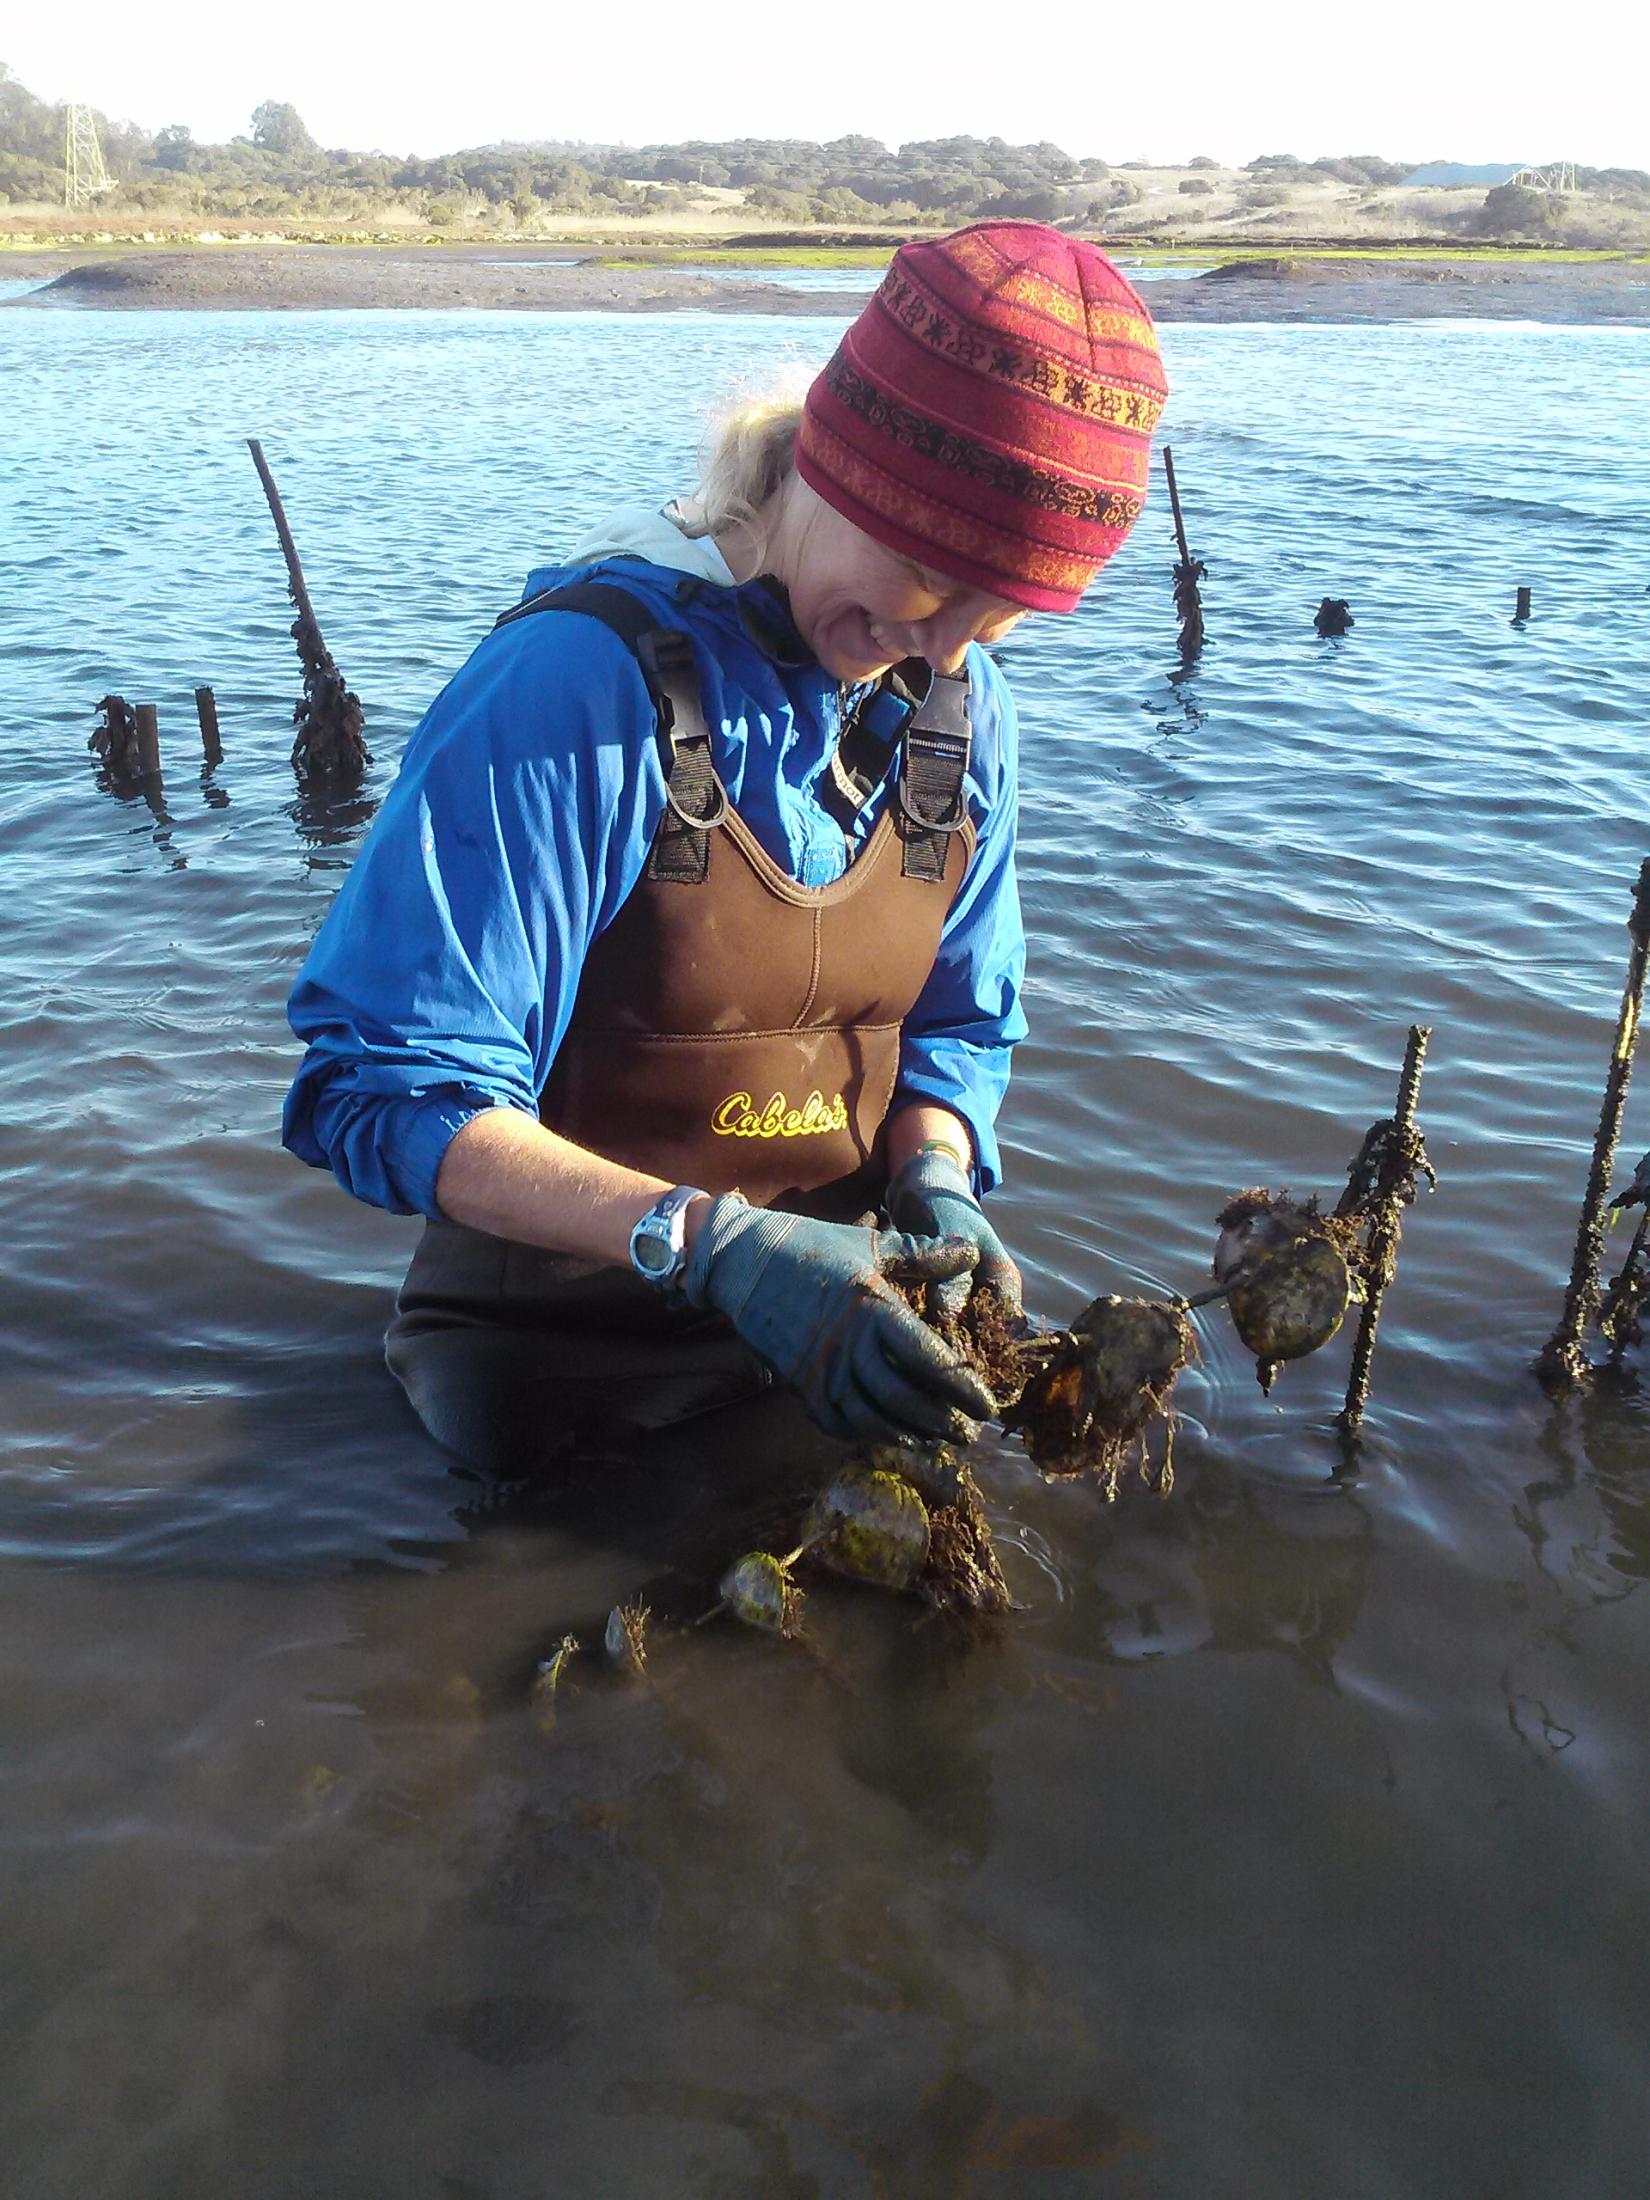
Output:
[6,0,1647,169]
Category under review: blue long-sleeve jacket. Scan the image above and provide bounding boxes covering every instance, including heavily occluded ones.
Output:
[282,553,1028,1217]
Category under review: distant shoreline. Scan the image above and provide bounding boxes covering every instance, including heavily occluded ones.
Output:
[4,247,1648,324]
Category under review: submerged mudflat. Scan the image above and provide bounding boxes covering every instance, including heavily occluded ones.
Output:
[4,245,1648,321]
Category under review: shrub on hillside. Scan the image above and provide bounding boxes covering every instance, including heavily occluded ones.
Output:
[1473,181,1559,237]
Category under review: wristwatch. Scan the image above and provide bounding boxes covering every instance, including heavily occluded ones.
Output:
[628,1185,706,1292]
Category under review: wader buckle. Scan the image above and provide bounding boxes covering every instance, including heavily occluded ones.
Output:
[897,669,973,881]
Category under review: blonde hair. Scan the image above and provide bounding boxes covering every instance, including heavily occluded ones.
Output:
[689,370,812,559]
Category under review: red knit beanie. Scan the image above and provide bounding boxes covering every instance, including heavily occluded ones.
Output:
[797,222,1168,614]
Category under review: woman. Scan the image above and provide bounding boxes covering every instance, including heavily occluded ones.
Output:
[283,221,1168,1476]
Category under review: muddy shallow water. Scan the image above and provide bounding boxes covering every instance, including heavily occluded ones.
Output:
[2,306,1649,2196]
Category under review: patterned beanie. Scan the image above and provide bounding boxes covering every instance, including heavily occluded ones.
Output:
[797,222,1168,614]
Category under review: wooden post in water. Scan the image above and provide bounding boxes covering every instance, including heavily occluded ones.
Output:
[1537,858,1650,1389]
[134,703,161,778]
[1337,1024,1432,1438]
[1161,446,1206,666]
[1515,586,1533,622]
[195,685,222,766]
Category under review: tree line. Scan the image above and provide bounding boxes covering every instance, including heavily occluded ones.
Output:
[3,65,1646,232]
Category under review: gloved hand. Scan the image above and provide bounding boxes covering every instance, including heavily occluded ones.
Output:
[885,1146,1024,1321]
[682,1193,996,1445]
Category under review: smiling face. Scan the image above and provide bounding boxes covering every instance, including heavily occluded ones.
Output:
[758,474,1028,681]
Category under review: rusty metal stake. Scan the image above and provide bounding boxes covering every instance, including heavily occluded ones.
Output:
[246,438,370,782]
[1537,857,1650,1389]
[1162,445,1206,666]
[1338,1024,1432,1437]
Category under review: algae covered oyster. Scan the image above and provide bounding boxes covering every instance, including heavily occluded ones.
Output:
[1212,1190,1353,1392]
[850,1445,1015,1627]
[802,1465,931,1590]
[1003,1294,1192,1491]
[718,1551,804,1637]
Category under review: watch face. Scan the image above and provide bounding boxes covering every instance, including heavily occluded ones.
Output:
[633,1227,674,1275]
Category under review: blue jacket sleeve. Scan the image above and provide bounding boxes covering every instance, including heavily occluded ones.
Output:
[893,649,1028,1196]
[282,615,665,1217]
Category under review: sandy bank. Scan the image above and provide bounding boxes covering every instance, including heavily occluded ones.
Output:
[5,248,1647,324]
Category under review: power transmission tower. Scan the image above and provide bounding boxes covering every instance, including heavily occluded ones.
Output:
[1513,161,1578,195]
[64,104,114,210]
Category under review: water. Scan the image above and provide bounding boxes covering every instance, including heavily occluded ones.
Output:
[1116,260,1217,281]
[3,304,1649,2195]
[674,260,1213,291]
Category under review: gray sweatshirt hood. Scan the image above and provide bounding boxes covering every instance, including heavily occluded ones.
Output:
[560,500,737,587]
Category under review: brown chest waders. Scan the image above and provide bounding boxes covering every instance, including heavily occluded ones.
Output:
[388,571,977,1470]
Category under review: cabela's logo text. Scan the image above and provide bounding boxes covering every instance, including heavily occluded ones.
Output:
[712,1090,849,1139]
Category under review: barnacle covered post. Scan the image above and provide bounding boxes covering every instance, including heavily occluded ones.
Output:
[1337,1023,1433,1437]
[89,694,142,779]
[246,438,370,784]
[1538,859,1650,1390]
[1598,1202,1650,1364]
[1162,445,1206,666]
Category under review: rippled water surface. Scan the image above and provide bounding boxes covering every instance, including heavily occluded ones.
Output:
[3,306,1649,2196]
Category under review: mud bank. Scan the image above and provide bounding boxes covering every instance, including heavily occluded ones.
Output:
[1,248,856,315]
[4,247,1647,323]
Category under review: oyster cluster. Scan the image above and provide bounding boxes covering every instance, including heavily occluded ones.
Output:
[718,1446,1013,1641]
[1001,1294,1193,1494]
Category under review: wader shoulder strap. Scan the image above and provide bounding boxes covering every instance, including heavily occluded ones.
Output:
[493,578,726,884]
[822,661,923,831]
[821,656,973,881]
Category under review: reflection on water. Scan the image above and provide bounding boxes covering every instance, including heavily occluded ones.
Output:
[3,306,1650,2193]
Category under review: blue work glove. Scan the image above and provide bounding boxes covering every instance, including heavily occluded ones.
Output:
[885,1147,1024,1322]
[682,1193,995,1445]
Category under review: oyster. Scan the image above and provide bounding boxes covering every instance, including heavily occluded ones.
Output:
[1005,1294,1192,1489]
[719,1551,803,1637]
[802,1465,931,1591]
[1212,1191,1353,1391]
